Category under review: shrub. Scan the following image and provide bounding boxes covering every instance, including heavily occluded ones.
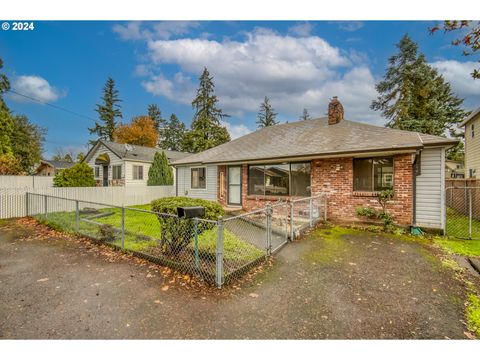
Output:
[53,162,96,187]
[355,190,395,229]
[0,153,23,175]
[150,197,225,256]
[147,151,174,186]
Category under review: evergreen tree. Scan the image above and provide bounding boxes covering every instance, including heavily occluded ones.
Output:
[11,115,46,173]
[299,108,311,121]
[147,104,166,132]
[0,58,13,154]
[371,34,469,137]
[147,151,174,186]
[0,58,10,112]
[162,114,187,151]
[89,77,122,142]
[184,67,230,153]
[256,96,278,128]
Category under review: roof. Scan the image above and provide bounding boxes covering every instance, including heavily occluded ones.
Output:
[41,160,75,169]
[172,117,457,166]
[459,107,480,127]
[84,140,190,164]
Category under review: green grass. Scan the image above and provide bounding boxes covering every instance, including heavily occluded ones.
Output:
[434,237,480,257]
[466,294,480,337]
[446,207,480,238]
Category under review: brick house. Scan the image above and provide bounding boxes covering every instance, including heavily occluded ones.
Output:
[173,98,457,230]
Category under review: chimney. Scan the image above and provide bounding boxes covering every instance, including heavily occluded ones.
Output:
[328,96,344,125]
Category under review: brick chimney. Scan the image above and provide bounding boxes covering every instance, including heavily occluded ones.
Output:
[328,96,344,125]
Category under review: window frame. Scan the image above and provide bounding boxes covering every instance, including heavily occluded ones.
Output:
[112,165,122,180]
[94,166,100,178]
[472,124,475,139]
[190,167,207,190]
[132,165,144,180]
[353,156,394,193]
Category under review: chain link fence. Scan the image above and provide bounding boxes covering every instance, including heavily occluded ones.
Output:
[25,192,327,288]
[445,186,480,239]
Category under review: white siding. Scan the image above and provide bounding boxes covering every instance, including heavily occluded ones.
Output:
[86,144,124,184]
[415,147,445,229]
[124,161,151,187]
[176,165,217,201]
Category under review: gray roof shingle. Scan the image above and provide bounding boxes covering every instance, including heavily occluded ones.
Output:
[98,141,190,163]
[172,117,457,165]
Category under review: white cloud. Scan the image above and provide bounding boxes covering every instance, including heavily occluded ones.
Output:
[337,21,364,32]
[431,60,480,99]
[113,21,200,41]
[221,121,252,139]
[11,75,64,103]
[288,22,314,37]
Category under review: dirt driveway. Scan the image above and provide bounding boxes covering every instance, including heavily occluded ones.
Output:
[0,220,470,339]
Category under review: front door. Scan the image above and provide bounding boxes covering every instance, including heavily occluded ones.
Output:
[103,165,108,186]
[228,166,242,205]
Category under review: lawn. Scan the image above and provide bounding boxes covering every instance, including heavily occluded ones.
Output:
[446,207,480,239]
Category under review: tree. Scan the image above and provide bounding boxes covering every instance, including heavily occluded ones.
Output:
[161,114,187,151]
[184,67,230,153]
[430,21,480,79]
[147,151,174,186]
[89,77,122,142]
[299,108,311,121]
[0,58,10,112]
[0,153,23,175]
[371,34,469,137]
[76,152,85,162]
[113,116,159,147]
[446,140,465,162]
[257,96,278,128]
[10,115,46,173]
[148,104,166,132]
[53,162,96,187]
[0,58,13,155]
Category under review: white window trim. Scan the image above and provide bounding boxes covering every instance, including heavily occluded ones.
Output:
[112,164,122,180]
[190,166,207,190]
[132,164,144,180]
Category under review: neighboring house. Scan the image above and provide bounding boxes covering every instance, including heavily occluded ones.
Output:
[83,140,190,187]
[445,160,465,179]
[172,97,457,230]
[460,108,480,178]
[35,160,75,176]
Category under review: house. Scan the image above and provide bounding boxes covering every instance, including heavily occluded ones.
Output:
[460,108,480,178]
[35,159,75,176]
[445,160,465,179]
[83,140,190,187]
[172,97,457,230]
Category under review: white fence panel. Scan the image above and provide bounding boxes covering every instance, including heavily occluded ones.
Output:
[0,185,175,219]
[0,175,54,188]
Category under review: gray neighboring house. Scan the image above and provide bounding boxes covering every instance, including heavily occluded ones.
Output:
[172,97,457,230]
[83,140,190,187]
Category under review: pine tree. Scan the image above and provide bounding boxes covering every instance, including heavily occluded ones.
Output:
[184,67,230,153]
[257,96,278,128]
[89,77,122,142]
[371,34,469,137]
[300,108,311,121]
[147,151,174,186]
[162,114,187,151]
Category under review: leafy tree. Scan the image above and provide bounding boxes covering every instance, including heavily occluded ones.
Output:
[446,140,465,162]
[0,59,13,154]
[430,21,480,79]
[299,108,311,121]
[89,77,122,142]
[10,115,46,173]
[257,96,278,128]
[371,34,469,137]
[0,153,23,175]
[0,58,10,112]
[76,152,85,162]
[161,113,187,151]
[184,67,230,153]
[53,162,96,187]
[113,116,159,147]
[147,151,174,186]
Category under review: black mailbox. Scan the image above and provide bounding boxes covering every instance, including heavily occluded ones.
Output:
[177,206,205,219]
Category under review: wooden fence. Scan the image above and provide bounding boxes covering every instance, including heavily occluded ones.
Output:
[0,175,54,188]
[0,185,175,219]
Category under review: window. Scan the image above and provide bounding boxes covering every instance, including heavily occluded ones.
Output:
[133,165,143,180]
[472,124,475,139]
[94,166,100,178]
[470,169,477,178]
[247,162,311,197]
[353,157,393,192]
[112,165,122,180]
[191,167,206,189]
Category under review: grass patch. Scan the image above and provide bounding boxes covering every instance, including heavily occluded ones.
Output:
[441,258,464,273]
[433,237,480,257]
[446,207,480,238]
[466,294,480,337]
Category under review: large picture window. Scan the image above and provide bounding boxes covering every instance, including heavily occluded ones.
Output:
[353,157,393,192]
[191,167,206,189]
[248,162,311,197]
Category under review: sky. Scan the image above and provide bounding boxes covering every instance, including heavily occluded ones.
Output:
[1,20,479,158]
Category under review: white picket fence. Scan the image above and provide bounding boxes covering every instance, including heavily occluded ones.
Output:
[0,186,175,219]
[0,175,54,188]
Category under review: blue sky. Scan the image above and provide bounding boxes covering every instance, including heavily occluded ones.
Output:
[1,20,479,157]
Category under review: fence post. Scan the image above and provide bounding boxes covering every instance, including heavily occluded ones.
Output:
[216,217,224,288]
[309,197,313,227]
[469,188,473,239]
[25,192,29,217]
[44,195,48,218]
[75,200,79,232]
[194,218,200,271]
[290,201,294,241]
[121,207,125,250]
[266,204,272,255]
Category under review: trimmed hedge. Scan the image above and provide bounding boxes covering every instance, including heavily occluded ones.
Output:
[151,196,224,220]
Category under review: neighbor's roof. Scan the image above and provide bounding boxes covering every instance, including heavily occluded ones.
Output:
[459,107,480,127]
[84,140,190,163]
[172,117,457,166]
[41,160,75,169]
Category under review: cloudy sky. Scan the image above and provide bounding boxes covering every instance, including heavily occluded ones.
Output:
[1,21,479,156]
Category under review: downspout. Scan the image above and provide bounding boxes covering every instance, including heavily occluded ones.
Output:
[175,167,178,197]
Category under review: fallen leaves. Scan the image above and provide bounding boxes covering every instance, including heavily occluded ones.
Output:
[36,278,49,282]
[249,293,259,298]
[161,285,169,291]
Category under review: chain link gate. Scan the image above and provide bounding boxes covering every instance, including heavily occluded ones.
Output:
[445,186,480,239]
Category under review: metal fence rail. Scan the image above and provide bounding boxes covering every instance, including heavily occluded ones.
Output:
[25,192,328,288]
[445,186,480,239]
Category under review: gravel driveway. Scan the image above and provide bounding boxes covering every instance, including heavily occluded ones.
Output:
[0,220,470,339]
